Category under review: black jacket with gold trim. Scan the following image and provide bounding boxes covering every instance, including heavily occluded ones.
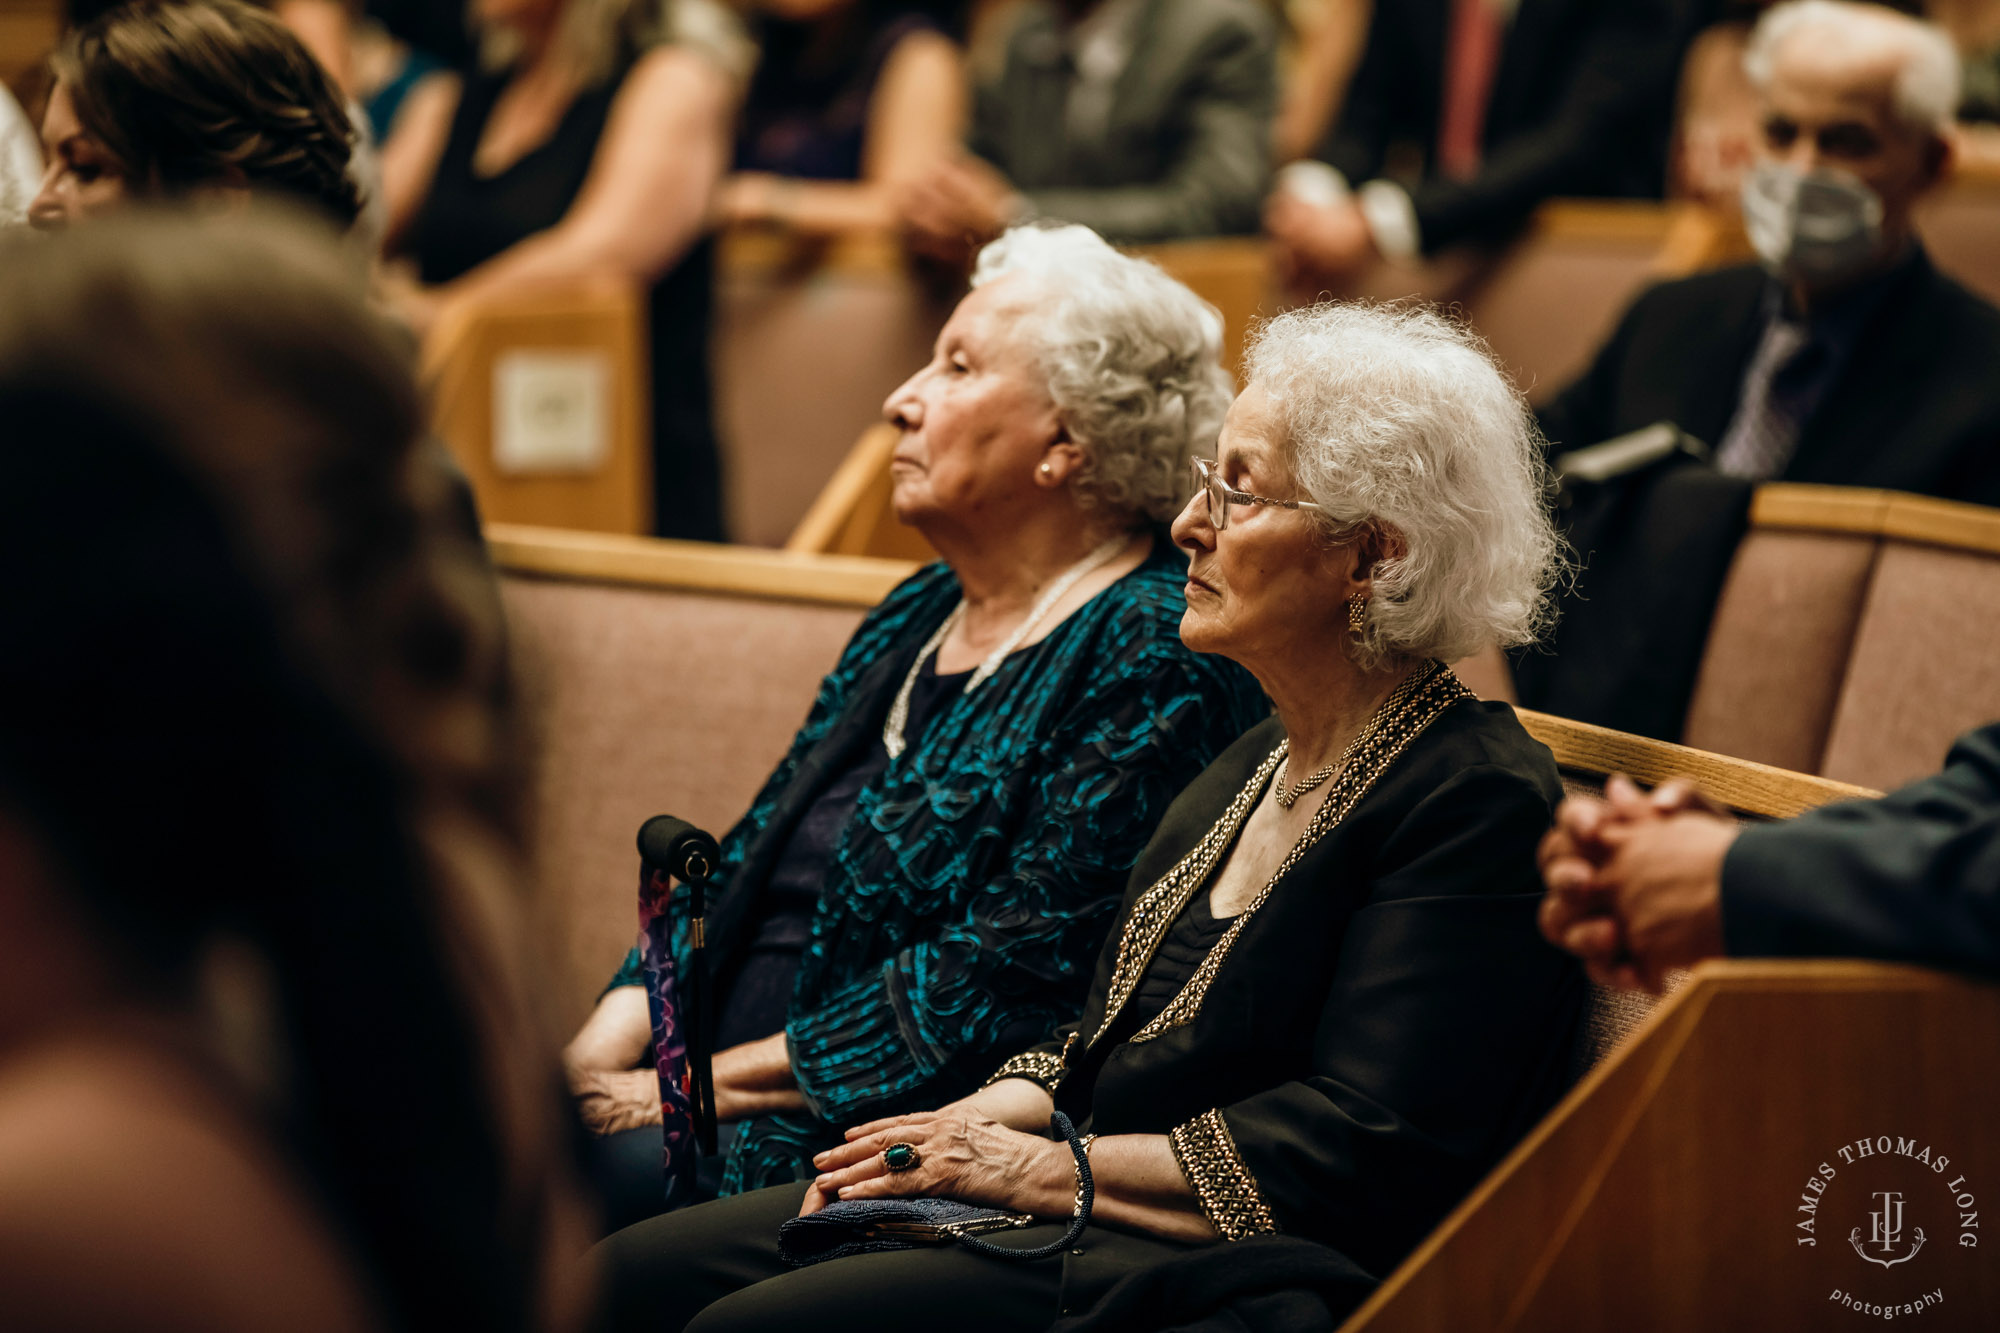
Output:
[991,682,1583,1280]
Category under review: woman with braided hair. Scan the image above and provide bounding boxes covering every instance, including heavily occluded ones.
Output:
[29,0,363,230]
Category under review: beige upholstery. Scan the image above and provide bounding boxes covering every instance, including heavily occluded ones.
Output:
[1820,541,2000,789]
[1916,176,2000,308]
[715,234,951,547]
[503,573,867,1030]
[1681,528,1878,773]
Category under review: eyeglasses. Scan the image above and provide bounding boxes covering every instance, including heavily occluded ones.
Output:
[1188,456,1325,531]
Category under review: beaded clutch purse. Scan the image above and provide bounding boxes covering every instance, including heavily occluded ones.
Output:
[775,1113,1094,1268]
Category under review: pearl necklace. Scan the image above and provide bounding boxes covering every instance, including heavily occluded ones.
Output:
[882,534,1135,759]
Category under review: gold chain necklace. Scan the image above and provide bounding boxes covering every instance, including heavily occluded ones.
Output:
[1273,666,1430,810]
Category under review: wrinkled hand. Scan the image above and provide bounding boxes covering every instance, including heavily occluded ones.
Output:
[896,156,1019,265]
[1538,774,1737,993]
[568,1067,663,1136]
[1264,192,1376,293]
[797,1107,1071,1219]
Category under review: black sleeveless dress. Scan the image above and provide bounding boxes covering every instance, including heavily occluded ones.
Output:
[410,59,726,542]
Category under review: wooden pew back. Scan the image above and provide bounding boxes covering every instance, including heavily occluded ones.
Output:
[1339,959,2000,1333]
[490,525,915,1029]
[424,282,652,535]
[1331,722,2000,1333]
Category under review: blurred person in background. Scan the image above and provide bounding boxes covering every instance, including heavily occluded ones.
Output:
[897,0,1277,261]
[1270,0,1372,168]
[1516,0,2000,747]
[1539,0,2000,501]
[0,206,588,1331]
[719,0,966,236]
[1267,0,1699,291]
[379,0,750,541]
[30,0,363,232]
[561,225,1266,1230]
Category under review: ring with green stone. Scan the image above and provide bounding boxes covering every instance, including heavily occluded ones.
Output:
[883,1142,922,1173]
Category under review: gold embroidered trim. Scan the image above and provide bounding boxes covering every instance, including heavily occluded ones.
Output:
[982,1049,1066,1093]
[1170,1108,1280,1240]
[1079,746,1285,1054]
[1128,663,1470,1045]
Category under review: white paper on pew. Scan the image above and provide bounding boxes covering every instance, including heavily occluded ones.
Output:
[493,350,612,474]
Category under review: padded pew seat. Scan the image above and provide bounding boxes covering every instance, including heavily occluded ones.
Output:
[491,525,915,1029]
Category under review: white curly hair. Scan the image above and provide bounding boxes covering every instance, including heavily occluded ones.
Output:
[1243,302,1562,670]
[972,225,1234,524]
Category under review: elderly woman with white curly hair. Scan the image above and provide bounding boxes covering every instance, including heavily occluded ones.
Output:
[566,224,1267,1231]
[589,302,1586,1333]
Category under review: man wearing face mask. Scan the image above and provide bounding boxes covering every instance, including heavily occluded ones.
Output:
[1509,0,2000,743]
[1538,0,2000,505]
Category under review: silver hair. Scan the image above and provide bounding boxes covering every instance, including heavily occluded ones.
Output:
[972,225,1233,525]
[1744,0,1961,136]
[1244,302,1561,670]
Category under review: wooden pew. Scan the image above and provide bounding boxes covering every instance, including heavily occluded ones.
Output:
[490,524,916,1031]
[1338,716,2000,1333]
[1339,958,2000,1332]
[423,280,652,536]
[1686,485,2000,791]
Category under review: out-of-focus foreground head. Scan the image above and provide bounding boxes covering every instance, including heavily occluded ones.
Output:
[31,0,360,230]
[0,206,583,1333]
[1741,0,1957,272]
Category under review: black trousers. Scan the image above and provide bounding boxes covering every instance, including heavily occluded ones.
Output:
[589,1182,1198,1333]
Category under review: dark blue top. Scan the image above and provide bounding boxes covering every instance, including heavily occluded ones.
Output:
[736,13,939,180]
[711,660,967,1052]
[610,540,1267,1190]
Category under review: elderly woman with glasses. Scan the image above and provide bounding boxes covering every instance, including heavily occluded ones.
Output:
[565,224,1266,1229]
[590,303,1586,1332]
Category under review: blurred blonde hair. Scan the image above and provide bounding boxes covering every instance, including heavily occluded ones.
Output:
[479,0,753,88]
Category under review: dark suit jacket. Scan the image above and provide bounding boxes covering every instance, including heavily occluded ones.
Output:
[1317,0,1697,252]
[968,0,1276,241]
[1538,252,2000,505]
[1727,722,2000,977]
[994,676,1583,1283]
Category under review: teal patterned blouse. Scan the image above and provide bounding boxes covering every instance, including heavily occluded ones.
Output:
[608,540,1267,1191]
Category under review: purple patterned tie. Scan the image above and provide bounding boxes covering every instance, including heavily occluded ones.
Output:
[1714,316,1821,480]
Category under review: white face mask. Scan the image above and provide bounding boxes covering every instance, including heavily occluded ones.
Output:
[1740,162,1886,288]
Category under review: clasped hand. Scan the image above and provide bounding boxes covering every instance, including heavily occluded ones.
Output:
[1537,774,1740,993]
[799,1106,1073,1219]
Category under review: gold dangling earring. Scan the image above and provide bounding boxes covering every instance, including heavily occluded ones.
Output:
[1348,594,1367,636]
